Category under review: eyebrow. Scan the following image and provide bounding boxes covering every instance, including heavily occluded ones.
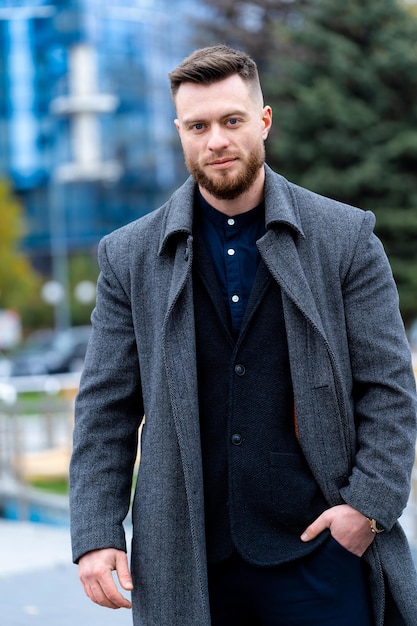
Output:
[181,109,248,126]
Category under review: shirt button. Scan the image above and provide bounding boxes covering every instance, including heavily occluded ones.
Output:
[235,364,245,376]
[231,433,242,446]
[227,218,235,226]
[231,295,239,303]
[227,248,235,256]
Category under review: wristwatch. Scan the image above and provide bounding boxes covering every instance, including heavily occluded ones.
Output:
[368,518,385,534]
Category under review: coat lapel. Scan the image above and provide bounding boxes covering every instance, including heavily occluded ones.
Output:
[260,167,327,338]
[257,228,326,338]
[260,170,353,502]
[159,185,209,598]
[160,230,202,477]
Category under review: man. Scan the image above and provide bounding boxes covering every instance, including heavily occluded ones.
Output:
[70,45,417,625]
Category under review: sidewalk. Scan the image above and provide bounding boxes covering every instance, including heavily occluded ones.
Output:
[0,520,132,626]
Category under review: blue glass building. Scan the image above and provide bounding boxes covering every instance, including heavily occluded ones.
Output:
[0,0,201,271]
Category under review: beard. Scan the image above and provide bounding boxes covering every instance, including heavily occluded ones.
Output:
[185,143,265,201]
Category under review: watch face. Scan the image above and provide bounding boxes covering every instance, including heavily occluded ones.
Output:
[369,518,385,533]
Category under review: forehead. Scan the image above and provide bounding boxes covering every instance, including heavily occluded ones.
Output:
[175,74,255,120]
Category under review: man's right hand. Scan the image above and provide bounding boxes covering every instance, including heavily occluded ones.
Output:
[78,548,133,609]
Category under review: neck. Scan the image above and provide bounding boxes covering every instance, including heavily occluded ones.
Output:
[198,168,265,216]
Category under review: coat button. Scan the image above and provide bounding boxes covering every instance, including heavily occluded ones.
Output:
[234,364,245,376]
[231,433,242,446]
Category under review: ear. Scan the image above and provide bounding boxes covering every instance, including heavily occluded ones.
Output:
[261,106,273,140]
[174,119,180,134]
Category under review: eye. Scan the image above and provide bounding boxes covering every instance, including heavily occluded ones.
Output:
[227,118,240,127]
[192,123,205,132]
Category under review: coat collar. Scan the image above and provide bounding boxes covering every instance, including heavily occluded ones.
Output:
[158,176,195,255]
[158,165,304,255]
[263,165,304,238]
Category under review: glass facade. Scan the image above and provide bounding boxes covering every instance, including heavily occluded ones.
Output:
[0,0,201,269]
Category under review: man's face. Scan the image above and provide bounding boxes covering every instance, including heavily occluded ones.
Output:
[174,74,272,202]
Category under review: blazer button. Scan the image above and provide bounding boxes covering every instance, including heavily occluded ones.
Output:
[231,433,242,446]
[234,364,245,376]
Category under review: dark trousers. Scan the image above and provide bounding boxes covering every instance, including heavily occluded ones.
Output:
[208,537,373,626]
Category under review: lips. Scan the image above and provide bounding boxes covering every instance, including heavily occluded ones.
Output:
[208,157,237,168]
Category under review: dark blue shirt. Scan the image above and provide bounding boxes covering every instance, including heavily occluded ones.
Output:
[196,192,266,334]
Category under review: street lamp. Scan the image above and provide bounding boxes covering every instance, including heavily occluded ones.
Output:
[1,6,120,331]
[48,41,120,330]
[50,43,120,184]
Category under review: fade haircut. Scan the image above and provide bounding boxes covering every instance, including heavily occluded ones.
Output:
[169,44,263,105]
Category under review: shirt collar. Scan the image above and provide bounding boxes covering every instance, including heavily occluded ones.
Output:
[196,189,265,229]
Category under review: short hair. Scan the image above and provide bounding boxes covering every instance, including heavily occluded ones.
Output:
[169,44,262,102]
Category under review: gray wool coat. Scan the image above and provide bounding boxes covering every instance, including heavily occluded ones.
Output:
[70,166,417,625]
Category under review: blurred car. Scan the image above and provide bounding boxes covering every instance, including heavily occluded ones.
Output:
[9,326,91,377]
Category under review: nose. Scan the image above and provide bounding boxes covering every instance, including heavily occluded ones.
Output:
[207,125,230,152]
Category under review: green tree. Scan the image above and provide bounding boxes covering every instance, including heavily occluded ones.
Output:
[0,180,45,329]
[265,0,417,324]
[196,0,417,324]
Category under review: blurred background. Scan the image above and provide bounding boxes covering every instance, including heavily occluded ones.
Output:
[0,0,417,622]
[0,0,417,345]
